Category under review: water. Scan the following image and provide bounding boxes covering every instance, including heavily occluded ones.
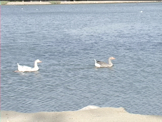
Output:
[1,3,162,115]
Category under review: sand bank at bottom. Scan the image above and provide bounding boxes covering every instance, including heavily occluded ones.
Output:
[1,106,162,122]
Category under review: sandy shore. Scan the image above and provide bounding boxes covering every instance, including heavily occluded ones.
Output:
[6,2,51,5]
[60,1,157,4]
[1,106,162,122]
[6,1,157,5]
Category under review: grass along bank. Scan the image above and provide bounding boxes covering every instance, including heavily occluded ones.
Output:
[1,1,9,5]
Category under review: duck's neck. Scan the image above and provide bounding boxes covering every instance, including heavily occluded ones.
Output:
[108,59,113,67]
[34,62,39,69]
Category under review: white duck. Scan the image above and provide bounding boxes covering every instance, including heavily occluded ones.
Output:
[94,57,115,68]
[15,59,42,72]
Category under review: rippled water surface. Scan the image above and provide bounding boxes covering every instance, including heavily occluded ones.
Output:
[1,3,162,115]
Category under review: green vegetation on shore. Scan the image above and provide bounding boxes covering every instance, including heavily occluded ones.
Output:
[49,1,61,4]
[1,1,9,5]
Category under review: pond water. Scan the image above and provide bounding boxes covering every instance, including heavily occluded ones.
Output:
[1,2,162,115]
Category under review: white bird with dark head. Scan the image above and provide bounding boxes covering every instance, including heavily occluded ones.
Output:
[15,59,42,72]
[94,57,115,68]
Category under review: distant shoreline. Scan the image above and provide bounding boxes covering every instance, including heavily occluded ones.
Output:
[60,1,159,5]
[3,1,160,5]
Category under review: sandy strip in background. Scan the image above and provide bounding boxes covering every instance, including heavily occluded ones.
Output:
[60,1,156,4]
[1,106,162,122]
[6,2,51,5]
[6,1,156,5]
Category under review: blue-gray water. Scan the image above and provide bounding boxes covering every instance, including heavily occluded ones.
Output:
[1,3,162,115]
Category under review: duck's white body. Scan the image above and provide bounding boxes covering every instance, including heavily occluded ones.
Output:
[16,59,42,72]
[94,57,115,68]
